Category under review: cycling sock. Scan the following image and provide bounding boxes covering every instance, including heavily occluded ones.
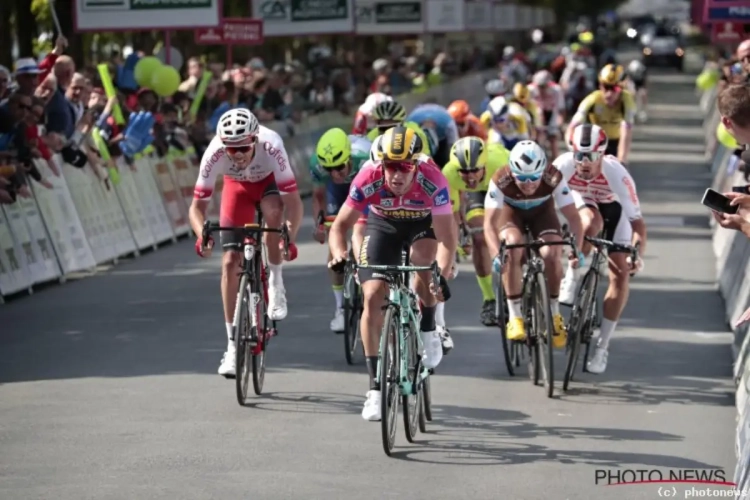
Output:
[225,322,233,350]
[507,298,523,319]
[598,318,617,349]
[269,263,283,288]
[477,274,495,301]
[550,298,560,316]
[365,356,379,390]
[420,304,436,332]
[435,302,445,327]
[332,285,344,309]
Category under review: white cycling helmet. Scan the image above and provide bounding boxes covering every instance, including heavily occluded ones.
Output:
[488,96,510,122]
[485,79,506,96]
[217,108,259,144]
[569,124,608,154]
[370,135,383,162]
[509,140,547,177]
[627,59,647,78]
[532,70,552,86]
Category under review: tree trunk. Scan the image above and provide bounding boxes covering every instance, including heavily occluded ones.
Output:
[0,0,12,68]
[15,0,35,58]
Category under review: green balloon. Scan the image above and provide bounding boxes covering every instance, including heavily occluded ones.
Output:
[150,65,181,97]
[134,56,162,87]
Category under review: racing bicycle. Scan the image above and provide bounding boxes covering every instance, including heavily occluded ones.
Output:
[563,234,639,391]
[342,247,363,365]
[494,227,577,398]
[355,260,440,456]
[202,213,290,405]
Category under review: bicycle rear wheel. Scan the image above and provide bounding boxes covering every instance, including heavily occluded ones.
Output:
[380,305,400,456]
[234,274,252,406]
[420,375,432,431]
[343,264,362,365]
[251,257,268,395]
[582,273,601,373]
[523,277,541,386]
[495,277,515,377]
[402,317,422,443]
[533,271,555,398]
[563,269,595,391]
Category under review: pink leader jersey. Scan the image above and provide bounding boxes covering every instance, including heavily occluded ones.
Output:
[345,155,453,220]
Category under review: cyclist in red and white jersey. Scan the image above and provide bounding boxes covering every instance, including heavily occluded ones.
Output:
[529,70,565,159]
[352,92,393,136]
[553,124,647,375]
[190,109,304,378]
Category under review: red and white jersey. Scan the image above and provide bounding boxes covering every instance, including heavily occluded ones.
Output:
[553,152,642,220]
[193,125,298,200]
[352,92,392,135]
[528,82,565,112]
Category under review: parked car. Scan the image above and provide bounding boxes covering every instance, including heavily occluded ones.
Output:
[640,22,685,71]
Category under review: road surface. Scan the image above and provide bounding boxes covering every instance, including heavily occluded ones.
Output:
[0,70,736,500]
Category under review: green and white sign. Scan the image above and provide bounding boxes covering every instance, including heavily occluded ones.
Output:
[253,0,354,37]
[355,0,423,34]
[75,0,220,31]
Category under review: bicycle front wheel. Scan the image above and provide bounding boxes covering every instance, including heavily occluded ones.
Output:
[343,268,362,365]
[380,305,400,456]
[402,318,422,443]
[563,270,595,391]
[533,270,555,398]
[251,261,268,395]
[234,274,251,406]
[495,276,515,376]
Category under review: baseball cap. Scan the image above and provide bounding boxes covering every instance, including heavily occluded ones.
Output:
[14,58,40,76]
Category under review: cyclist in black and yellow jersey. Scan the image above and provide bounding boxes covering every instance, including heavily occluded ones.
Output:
[566,64,636,164]
[443,137,510,326]
[366,101,407,141]
[508,83,542,141]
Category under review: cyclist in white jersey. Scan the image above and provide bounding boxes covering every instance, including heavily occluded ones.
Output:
[190,109,304,378]
[352,92,392,136]
[529,70,566,159]
[553,124,647,374]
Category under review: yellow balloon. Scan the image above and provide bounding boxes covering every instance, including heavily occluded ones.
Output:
[134,57,162,88]
[717,122,739,149]
[149,65,181,97]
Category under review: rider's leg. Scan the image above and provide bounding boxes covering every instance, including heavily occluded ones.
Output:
[467,200,496,325]
[259,184,286,320]
[500,214,526,339]
[411,231,443,369]
[560,203,602,305]
[327,182,350,331]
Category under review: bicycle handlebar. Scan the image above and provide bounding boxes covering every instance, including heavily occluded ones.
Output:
[202,220,290,254]
[585,236,640,263]
[355,261,441,291]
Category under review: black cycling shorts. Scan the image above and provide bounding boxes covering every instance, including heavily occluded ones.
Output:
[434,139,451,169]
[358,211,435,283]
[605,138,619,157]
[632,77,647,90]
[465,191,486,219]
[583,201,631,253]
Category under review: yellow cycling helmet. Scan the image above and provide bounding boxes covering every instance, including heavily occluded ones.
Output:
[380,125,422,162]
[599,64,623,86]
[512,83,530,105]
[450,137,488,171]
[316,128,351,168]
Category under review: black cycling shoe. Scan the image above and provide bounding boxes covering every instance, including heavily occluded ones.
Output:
[480,300,496,326]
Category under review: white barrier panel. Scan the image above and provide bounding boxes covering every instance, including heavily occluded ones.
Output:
[15,194,61,283]
[0,206,32,295]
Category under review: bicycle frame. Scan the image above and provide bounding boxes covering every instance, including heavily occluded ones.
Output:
[357,263,439,396]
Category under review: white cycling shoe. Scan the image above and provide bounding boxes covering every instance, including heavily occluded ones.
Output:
[218,347,236,377]
[559,275,580,306]
[330,308,345,332]
[268,285,288,320]
[421,329,443,369]
[587,346,609,374]
[361,390,381,421]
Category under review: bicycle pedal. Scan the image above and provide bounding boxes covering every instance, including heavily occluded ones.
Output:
[428,368,435,375]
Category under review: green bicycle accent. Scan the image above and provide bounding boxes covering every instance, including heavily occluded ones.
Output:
[355,262,440,456]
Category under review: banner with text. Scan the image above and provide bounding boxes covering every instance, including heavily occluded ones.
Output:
[355,0,424,34]
[493,3,517,31]
[425,0,464,33]
[464,0,493,31]
[74,0,220,31]
[252,0,354,36]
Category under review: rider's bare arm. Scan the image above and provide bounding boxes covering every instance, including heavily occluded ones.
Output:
[312,187,326,219]
[432,213,457,278]
[483,179,504,258]
[189,199,210,239]
[329,203,361,259]
[282,191,304,241]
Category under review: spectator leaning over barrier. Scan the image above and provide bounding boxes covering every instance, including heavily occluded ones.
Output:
[12,58,40,97]
[719,84,750,145]
[712,191,750,326]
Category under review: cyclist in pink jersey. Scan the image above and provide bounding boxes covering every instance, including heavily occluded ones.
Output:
[328,126,456,422]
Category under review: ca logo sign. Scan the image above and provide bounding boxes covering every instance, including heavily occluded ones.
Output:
[356,5,373,22]
[260,0,287,19]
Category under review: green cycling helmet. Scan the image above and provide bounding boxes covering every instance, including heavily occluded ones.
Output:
[316,128,351,168]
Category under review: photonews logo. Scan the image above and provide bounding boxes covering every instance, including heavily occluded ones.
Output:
[595,468,730,486]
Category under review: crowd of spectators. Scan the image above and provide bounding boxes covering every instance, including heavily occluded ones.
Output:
[0,34,495,206]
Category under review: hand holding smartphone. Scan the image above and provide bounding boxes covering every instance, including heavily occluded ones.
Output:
[702,188,739,214]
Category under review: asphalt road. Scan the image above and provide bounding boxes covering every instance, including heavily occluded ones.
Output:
[0,70,737,500]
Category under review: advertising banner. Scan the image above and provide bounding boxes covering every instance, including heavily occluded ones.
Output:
[253,0,354,36]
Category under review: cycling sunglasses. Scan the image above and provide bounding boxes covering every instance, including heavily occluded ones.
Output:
[455,121,467,128]
[513,172,542,183]
[573,151,602,163]
[326,162,348,172]
[377,122,400,133]
[600,84,620,92]
[383,160,416,173]
[458,167,482,174]
[491,114,509,124]
[225,136,257,154]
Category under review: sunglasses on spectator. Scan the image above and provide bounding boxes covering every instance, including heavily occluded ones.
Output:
[601,84,619,92]
[573,151,602,163]
[383,160,416,173]
[513,172,542,183]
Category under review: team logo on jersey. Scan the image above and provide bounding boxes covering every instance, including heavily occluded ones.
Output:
[380,198,394,208]
[416,172,437,196]
[349,185,364,202]
[433,188,450,207]
[384,208,429,220]
[405,199,425,206]
[202,148,226,178]
[362,178,384,197]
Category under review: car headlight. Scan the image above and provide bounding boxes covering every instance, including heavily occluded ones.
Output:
[675,47,684,57]
[643,47,652,56]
